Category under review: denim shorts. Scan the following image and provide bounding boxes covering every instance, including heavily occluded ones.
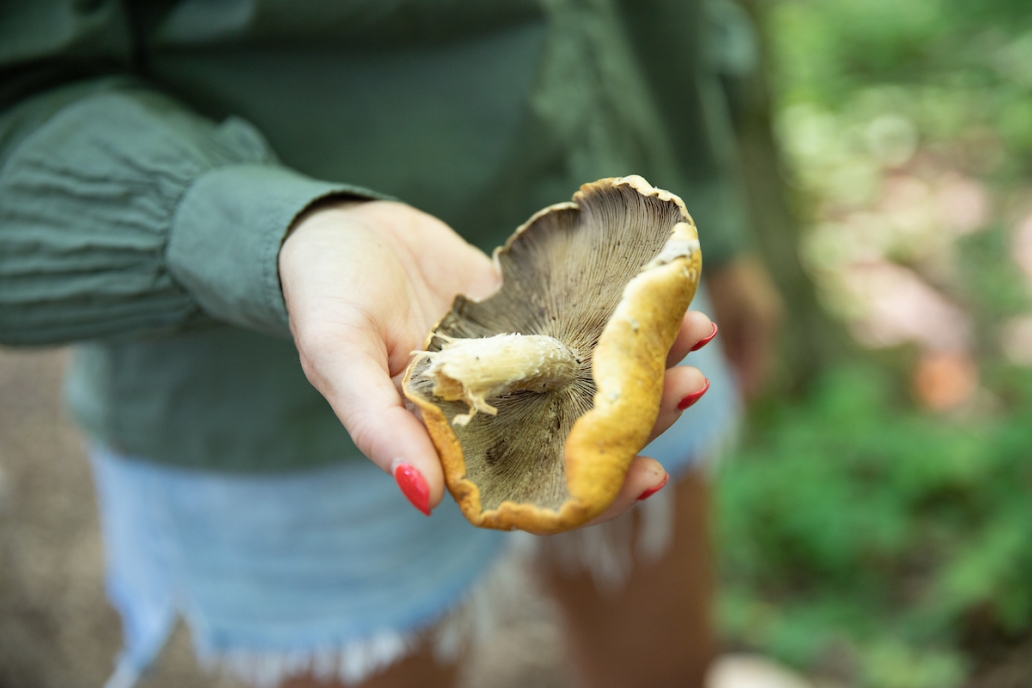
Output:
[92,285,738,688]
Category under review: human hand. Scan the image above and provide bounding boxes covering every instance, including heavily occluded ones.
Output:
[279,201,715,523]
[706,254,784,401]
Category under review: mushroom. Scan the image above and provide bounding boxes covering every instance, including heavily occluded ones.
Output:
[403,176,702,533]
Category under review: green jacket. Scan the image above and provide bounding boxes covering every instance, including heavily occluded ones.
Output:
[0,0,750,471]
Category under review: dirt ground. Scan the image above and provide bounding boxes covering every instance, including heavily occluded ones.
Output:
[0,347,567,688]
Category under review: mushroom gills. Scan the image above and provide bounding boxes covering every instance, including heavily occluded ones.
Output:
[402,175,703,530]
[415,333,581,425]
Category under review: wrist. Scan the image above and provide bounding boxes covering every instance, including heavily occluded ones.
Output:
[287,198,367,238]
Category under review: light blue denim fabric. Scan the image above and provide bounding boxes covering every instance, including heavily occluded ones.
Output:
[91,446,510,686]
[90,284,738,686]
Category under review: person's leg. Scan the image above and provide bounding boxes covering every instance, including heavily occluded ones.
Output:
[281,644,460,688]
[543,470,716,688]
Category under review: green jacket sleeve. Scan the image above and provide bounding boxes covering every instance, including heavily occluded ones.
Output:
[616,0,753,268]
[0,3,379,346]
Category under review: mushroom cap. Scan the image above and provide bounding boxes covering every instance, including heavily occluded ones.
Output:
[403,176,702,533]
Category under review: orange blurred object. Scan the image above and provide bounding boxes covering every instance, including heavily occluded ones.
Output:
[911,351,979,411]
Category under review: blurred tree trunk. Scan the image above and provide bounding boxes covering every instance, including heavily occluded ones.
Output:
[726,0,857,392]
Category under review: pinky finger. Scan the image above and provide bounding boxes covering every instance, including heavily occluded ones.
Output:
[580,455,669,528]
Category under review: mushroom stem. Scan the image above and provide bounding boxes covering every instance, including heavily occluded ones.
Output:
[417,333,581,426]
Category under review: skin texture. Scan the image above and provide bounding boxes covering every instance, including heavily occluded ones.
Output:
[279,200,712,525]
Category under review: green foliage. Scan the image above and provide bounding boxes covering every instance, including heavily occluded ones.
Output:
[719,2,1032,684]
[773,0,1032,104]
[718,366,1032,687]
[774,0,948,103]
[958,226,1032,325]
[772,0,1032,176]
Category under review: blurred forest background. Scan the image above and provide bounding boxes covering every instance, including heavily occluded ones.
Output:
[720,0,1032,686]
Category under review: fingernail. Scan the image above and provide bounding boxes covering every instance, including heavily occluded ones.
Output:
[690,323,718,352]
[638,473,669,501]
[677,378,710,410]
[393,462,431,516]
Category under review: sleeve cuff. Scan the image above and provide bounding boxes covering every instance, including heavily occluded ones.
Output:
[167,164,386,337]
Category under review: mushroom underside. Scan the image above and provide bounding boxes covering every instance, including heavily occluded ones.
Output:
[406,179,691,515]
[407,368,591,510]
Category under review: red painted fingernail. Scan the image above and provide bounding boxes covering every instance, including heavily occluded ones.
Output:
[677,378,710,410]
[393,462,431,516]
[690,323,718,352]
[638,473,669,501]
